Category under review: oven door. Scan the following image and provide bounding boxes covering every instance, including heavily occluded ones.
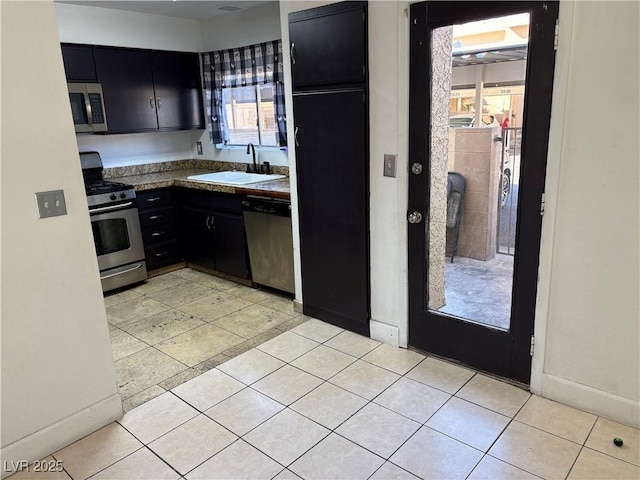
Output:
[90,202,145,273]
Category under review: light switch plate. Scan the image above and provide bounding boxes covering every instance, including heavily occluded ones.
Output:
[36,190,67,219]
[383,154,397,178]
[196,141,203,155]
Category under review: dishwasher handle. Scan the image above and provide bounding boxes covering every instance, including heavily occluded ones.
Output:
[241,197,291,218]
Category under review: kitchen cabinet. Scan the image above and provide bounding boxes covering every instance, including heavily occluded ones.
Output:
[92,47,204,133]
[151,51,204,130]
[290,1,370,336]
[289,1,367,89]
[294,89,369,335]
[61,44,97,82]
[137,189,182,271]
[177,189,250,279]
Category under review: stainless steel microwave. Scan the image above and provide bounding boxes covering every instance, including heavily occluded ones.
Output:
[68,83,107,133]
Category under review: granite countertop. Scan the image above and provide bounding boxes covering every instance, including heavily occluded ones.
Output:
[115,168,291,200]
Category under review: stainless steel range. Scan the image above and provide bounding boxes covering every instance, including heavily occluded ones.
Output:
[80,151,147,292]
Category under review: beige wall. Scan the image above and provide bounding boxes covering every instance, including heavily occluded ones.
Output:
[532,0,639,426]
[1,0,121,472]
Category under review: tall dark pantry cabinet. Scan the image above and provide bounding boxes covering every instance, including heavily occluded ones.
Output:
[289,1,370,336]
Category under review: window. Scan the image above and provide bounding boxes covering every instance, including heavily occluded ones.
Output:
[202,40,287,148]
[222,84,277,146]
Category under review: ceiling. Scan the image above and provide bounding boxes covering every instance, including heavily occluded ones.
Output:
[54,1,271,20]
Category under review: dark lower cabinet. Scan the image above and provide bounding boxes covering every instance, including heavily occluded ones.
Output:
[137,189,182,271]
[177,189,250,279]
[181,207,216,270]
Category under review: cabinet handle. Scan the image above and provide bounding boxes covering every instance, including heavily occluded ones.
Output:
[151,231,165,237]
[294,126,299,147]
[290,43,296,65]
[146,197,161,203]
[157,97,162,108]
[148,214,163,220]
[155,251,168,257]
[150,98,155,109]
[205,215,211,230]
[211,216,215,230]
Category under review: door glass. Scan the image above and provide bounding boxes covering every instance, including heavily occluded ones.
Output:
[427,13,529,330]
[92,219,130,256]
[69,93,88,125]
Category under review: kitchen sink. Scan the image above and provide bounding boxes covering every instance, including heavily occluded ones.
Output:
[187,171,286,186]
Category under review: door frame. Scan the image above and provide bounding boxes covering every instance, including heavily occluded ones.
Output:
[407,1,559,384]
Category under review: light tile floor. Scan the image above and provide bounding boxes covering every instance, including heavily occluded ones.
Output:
[11,319,640,480]
[104,268,306,411]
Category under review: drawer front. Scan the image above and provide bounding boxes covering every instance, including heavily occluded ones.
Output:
[142,222,177,246]
[139,207,175,227]
[137,189,172,209]
[210,193,243,214]
[178,188,242,215]
[144,241,181,270]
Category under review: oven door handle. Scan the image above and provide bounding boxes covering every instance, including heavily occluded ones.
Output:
[90,201,134,214]
[100,263,144,280]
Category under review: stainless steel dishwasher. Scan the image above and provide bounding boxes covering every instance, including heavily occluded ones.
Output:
[242,196,294,294]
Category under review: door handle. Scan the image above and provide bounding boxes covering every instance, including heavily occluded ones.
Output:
[294,126,299,147]
[150,98,155,109]
[290,43,296,65]
[408,211,423,224]
[156,97,161,108]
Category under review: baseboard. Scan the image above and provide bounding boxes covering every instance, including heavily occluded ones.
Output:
[541,373,639,428]
[0,394,122,479]
[370,320,400,347]
[293,300,303,314]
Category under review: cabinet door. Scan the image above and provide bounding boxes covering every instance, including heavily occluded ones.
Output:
[151,51,205,130]
[294,89,369,335]
[93,47,158,133]
[289,2,366,89]
[180,207,216,270]
[212,213,250,279]
[61,44,97,82]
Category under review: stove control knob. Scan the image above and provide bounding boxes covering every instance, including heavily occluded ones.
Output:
[120,192,127,199]
[110,194,117,201]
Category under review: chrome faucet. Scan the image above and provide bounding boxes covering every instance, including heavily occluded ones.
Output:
[246,143,258,173]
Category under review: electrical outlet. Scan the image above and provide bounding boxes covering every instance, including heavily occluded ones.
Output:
[383,154,397,178]
[36,190,67,219]
[196,141,203,155]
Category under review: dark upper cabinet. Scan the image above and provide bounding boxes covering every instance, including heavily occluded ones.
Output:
[61,44,97,82]
[93,47,158,133]
[91,46,204,134]
[289,1,367,89]
[151,51,205,130]
[294,88,370,335]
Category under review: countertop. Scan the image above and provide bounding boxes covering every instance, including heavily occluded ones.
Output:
[115,168,291,200]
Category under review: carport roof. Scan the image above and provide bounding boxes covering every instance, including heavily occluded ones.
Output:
[452,44,528,67]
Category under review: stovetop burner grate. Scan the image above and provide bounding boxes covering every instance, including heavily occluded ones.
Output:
[85,180,130,195]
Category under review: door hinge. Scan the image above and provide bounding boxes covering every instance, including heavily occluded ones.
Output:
[362,11,365,22]
[530,335,535,356]
[540,193,546,216]
[554,19,559,50]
